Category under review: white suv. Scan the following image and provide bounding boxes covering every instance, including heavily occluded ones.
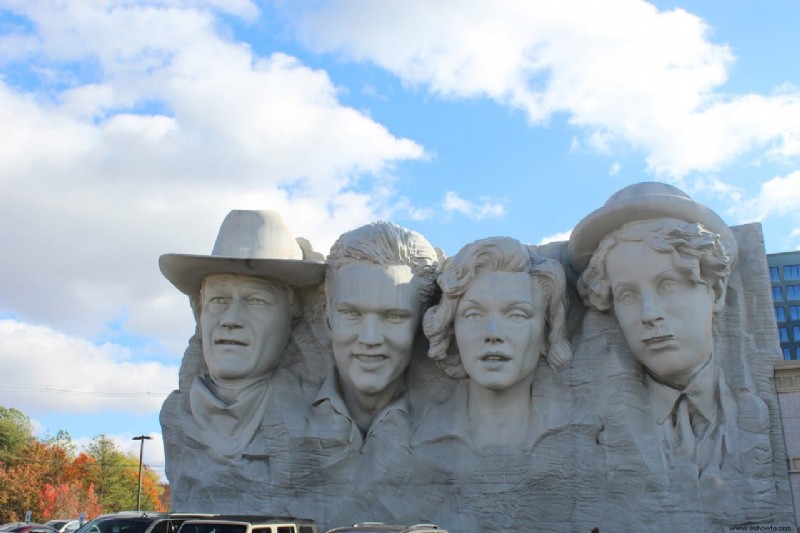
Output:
[179,516,317,533]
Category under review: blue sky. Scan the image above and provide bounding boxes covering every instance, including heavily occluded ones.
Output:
[1,0,799,480]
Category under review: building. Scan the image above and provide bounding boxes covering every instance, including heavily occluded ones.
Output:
[768,251,800,361]
[769,251,800,526]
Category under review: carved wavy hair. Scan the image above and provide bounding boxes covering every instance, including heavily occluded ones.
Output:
[577,218,732,313]
[325,221,441,311]
[423,236,572,379]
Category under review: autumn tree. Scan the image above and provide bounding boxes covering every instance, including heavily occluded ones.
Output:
[84,435,163,512]
[0,409,165,520]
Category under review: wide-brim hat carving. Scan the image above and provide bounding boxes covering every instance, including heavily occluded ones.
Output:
[160,210,325,296]
[568,181,737,273]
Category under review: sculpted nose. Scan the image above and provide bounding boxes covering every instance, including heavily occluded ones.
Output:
[640,293,663,326]
[358,314,383,346]
[221,298,245,328]
[484,314,503,344]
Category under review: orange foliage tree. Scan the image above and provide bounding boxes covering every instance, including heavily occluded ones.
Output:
[1,407,167,521]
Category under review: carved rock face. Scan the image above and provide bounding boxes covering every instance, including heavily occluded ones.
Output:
[605,242,716,386]
[455,271,546,391]
[200,273,292,384]
[328,262,423,396]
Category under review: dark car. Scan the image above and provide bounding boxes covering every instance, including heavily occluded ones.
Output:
[74,513,212,533]
[1,524,59,533]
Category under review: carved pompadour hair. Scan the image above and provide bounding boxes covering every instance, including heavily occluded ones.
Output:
[325,221,441,311]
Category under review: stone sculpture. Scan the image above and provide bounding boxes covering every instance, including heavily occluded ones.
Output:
[417,236,573,450]
[159,185,794,531]
[159,210,324,512]
[568,182,788,528]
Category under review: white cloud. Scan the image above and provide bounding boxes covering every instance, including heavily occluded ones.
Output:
[735,171,800,223]
[290,0,800,178]
[537,229,573,245]
[0,319,176,413]
[609,162,622,176]
[442,191,505,221]
[0,1,425,356]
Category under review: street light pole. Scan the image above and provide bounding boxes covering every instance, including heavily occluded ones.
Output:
[132,435,152,511]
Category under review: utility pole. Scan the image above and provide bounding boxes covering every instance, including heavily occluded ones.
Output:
[132,435,152,511]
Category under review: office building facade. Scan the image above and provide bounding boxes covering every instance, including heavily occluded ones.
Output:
[768,251,800,361]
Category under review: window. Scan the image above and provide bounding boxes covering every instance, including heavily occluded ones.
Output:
[774,287,784,302]
[796,347,800,360]
[780,327,789,342]
[776,307,787,322]
[150,523,169,533]
[771,266,781,281]
[784,348,792,360]
[785,265,800,280]
[789,285,800,300]
[791,306,800,321]
[794,326,800,341]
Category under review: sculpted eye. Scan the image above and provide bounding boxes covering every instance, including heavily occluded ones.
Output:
[463,310,482,321]
[659,279,679,293]
[339,309,361,319]
[384,311,409,323]
[208,296,230,306]
[615,290,636,305]
[508,311,529,322]
[246,297,269,306]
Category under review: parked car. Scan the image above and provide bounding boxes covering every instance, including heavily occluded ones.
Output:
[74,513,212,533]
[325,524,447,533]
[0,524,59,533]
[178,515,317,533]
[44,521,81,533]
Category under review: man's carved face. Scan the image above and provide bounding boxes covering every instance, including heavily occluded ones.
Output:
[328,263,423,397]
[605,242,717,386]
[200,274,292,384]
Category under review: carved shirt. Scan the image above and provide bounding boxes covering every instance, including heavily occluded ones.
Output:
[161,368,306,513]
[647,356,725,472]
[309,369,411,452]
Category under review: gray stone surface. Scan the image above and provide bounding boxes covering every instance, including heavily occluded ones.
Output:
[160,189,795,532]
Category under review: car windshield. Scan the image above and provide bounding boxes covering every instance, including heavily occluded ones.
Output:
[179,525,247,533]
[77,518,155,533]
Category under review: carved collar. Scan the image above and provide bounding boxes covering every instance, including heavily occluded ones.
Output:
[649,355,718,426]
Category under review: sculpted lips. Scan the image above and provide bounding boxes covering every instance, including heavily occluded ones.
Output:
[479,352,511,362]
[642,335,674,345]
[354,353,387,363]
[215,338,248,346]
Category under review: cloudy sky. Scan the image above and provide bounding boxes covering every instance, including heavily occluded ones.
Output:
[1,0,799,480]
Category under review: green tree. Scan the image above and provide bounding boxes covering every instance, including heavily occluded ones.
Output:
[0,406,34,465]
[85,435,141,512]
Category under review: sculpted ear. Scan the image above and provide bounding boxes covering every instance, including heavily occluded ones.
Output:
[711,278,727,313]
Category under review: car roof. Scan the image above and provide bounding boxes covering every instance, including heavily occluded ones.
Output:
[182,516,315,525]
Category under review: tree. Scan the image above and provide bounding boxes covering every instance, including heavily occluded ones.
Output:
[83,435,162,512]
[40,480,101,519]
[0,410,168,520]
[0,439,55,522]
[0,406,33,466]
